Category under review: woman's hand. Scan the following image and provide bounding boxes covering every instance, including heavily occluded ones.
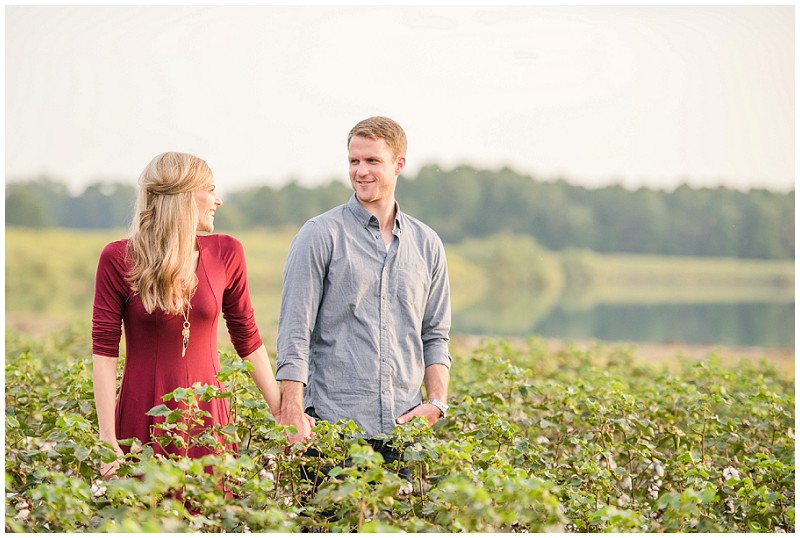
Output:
[100,442,125,479]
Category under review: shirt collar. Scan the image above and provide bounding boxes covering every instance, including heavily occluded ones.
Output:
[346,193,403,234]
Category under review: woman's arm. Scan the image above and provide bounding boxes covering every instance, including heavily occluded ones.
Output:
[241,344,282,422]
[92,353,124,477]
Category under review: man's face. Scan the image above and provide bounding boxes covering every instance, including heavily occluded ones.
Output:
[348,135,405,206]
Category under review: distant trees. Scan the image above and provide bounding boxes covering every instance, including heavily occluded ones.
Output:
[395,166,793,259]
[225,181,352,229]
[6,178,135,230]
[5,189,51,228]
[6,166,793,259]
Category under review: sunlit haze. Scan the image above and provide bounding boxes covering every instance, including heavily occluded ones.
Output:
[5,5,795,194]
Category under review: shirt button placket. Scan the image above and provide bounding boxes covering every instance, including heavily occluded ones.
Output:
[379,261,392,432]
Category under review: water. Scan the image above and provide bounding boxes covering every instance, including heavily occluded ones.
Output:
[453,301,794,349]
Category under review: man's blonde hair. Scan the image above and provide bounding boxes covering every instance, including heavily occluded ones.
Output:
[347,116,407,161]
[126,152,213,315]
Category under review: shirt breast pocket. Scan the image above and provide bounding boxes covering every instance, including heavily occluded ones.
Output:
[396,262,430,312]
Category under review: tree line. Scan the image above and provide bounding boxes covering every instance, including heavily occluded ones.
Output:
[6,165,794,259]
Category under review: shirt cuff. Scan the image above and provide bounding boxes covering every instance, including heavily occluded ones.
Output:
[275,360,309,384]
[423,347,452,369]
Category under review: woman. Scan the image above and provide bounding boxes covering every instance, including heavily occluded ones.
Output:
[91,152,302,478]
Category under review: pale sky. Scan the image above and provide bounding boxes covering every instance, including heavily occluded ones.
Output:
[5,4,795,195]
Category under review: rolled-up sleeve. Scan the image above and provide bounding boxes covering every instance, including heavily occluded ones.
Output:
[276,221,329,384]
[422,236,452,369]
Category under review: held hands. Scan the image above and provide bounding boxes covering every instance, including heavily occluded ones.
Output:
[280,411,316,454]
[395,402,443,427]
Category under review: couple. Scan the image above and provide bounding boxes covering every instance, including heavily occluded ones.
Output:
[91,116,452,479]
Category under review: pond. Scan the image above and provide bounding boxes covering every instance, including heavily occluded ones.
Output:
[453,300,794,349]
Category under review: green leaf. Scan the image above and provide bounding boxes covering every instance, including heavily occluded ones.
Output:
[146,404,172,417]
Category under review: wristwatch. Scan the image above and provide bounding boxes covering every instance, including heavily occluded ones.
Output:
[428,399,449,419]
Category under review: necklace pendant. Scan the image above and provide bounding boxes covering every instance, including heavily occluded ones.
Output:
[181,320,191,357]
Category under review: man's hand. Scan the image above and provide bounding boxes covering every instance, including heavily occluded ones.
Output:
[395,403,442,427]
[279,411,316,454]
[281,412,316,444]
[396,364,450,427]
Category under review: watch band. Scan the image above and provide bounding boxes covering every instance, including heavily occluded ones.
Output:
[428,399,449,419]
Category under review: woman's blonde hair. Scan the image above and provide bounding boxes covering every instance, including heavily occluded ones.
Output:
[126,152,213,315]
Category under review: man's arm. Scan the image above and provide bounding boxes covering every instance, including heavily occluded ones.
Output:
[420,235,452,369]
[276,221,328,445]
[422,362,450,402]
[397,235,453,427]
[280,380,312,444]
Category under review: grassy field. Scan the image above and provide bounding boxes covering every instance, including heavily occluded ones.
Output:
[576,251,794,304]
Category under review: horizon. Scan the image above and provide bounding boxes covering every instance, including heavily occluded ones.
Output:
[7,160,795,197]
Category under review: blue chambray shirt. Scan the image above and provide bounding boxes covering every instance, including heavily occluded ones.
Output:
[276,194,452,437]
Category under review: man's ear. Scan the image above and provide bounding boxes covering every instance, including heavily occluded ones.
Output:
[395,156,406,176]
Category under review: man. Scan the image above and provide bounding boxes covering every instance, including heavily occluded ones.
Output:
[276,116,452,464]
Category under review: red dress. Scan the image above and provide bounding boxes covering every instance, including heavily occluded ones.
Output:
[92,234,262,459]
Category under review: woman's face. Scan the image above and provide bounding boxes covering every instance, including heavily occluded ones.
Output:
[193,183,222,233]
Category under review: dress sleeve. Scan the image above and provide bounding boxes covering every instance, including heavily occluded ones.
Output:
[220,235,263,358]
[92,242,127,357]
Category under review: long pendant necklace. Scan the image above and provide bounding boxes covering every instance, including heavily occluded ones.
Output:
[182,246,199,358]
[181,306,191,357]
